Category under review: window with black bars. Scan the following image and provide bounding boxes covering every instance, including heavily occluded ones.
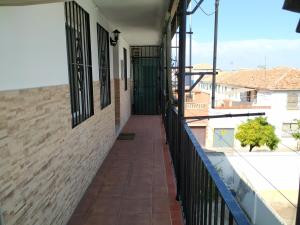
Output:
[65,1,94,127]
[97,23,111,109]
[65,1,94,128]
[123,48,128,91]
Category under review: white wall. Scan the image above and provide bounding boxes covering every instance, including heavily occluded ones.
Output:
[0,1,133,225]
[266,91,300,145]
[75,0,114,82]
[256,91,300,150]
[0,3,68,91]
[0,0,122,91]
[206,90,300,151]
[218,152,300,190]
[117,37,131,129]
[77,0,131,130]
[206,108,269,150]
[208,152,299,225]
[256,91,272,105]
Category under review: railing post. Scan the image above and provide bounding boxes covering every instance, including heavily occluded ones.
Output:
[166,18,172,104]
[296,178,300,225]
[177,0,187,200]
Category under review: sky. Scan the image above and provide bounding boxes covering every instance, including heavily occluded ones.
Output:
[186,0,300,70]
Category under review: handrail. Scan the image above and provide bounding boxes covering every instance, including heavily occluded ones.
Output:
[164,106,251,225]
[183,122,251,225]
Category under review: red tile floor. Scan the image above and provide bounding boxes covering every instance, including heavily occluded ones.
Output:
[67,116,184,225]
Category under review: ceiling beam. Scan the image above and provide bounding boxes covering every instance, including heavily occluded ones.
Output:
[169,0,179,21]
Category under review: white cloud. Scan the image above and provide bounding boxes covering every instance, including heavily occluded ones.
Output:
[187,39,300,70]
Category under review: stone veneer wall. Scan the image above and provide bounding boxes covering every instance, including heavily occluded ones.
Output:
[0,81,116,225]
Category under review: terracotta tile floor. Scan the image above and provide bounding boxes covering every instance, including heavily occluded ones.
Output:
[67,116,184,225]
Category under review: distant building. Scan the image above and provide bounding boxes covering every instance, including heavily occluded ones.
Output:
[191,67,300,151]
[185,91,210,146]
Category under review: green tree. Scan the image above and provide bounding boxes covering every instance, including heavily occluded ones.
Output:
[235,117,279,152]
[291,119,300,150]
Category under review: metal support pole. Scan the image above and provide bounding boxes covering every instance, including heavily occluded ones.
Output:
[177,0,187,201]
[211,0,219,108]
[188,27,192,89]
[178,2,187,120]
[185,112,266,121]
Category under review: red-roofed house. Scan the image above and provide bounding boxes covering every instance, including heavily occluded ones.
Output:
[194,67,300,151]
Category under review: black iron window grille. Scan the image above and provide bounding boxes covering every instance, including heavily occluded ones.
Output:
[123,48,128,91]
[131,46,161,58]
[65,1,94,128]
[97,23,111,109]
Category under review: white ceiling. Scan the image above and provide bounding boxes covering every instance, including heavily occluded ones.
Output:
[94,0,170,45]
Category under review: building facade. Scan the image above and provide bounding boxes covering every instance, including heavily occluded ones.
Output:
[195,67,300,151]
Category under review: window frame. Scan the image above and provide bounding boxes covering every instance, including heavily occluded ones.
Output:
[287,92,299,110]
[65,1,94,128]
[123,48,128,91]
[282,122,298,138]
[97,23,111,109]
[185,94,193,102]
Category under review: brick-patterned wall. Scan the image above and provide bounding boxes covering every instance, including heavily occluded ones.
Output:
[0,81,117,225]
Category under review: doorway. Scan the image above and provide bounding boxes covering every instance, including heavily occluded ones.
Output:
[132,57,160,115]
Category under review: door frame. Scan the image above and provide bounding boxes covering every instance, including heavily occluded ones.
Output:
[131,46,161,115]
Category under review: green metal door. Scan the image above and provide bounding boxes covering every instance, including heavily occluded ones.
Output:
[133,57,160,115]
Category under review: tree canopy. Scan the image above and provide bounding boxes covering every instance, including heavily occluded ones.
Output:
[235,117,279,152]
[292,119,300,150]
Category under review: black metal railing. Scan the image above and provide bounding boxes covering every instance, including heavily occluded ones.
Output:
[165,106,251,225]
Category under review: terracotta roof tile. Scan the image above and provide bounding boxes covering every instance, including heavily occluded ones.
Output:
[200,67,300,90]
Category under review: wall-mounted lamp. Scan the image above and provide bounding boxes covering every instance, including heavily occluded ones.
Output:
[110,29,121,46]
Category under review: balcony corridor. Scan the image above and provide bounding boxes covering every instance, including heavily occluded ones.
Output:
[67,116,183,225]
